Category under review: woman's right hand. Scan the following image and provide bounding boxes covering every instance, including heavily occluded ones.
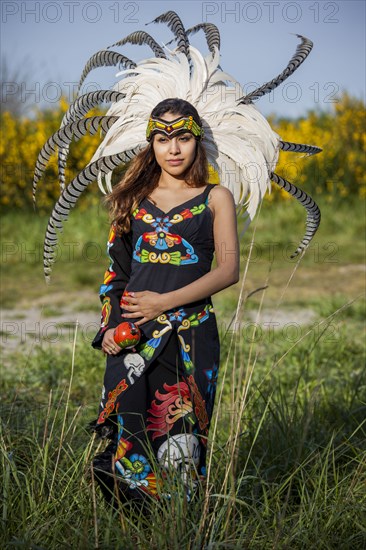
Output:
[101,328,137,355]
[101,328,120,355]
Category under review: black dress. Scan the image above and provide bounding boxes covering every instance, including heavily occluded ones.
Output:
[92,183,220,501]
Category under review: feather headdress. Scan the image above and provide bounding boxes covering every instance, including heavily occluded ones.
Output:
[33,11,321,281]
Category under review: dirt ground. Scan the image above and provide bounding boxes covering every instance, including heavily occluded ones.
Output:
[1,264,364,357]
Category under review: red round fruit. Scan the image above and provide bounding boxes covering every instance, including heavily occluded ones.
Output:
[113,322,141,349]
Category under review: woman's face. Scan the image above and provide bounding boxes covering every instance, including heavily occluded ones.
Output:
[152,112,197,178]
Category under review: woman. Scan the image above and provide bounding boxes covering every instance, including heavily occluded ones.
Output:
[32,6,321,510]
[91,97,240,504]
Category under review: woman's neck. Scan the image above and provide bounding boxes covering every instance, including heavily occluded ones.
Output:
[157,170,190,190]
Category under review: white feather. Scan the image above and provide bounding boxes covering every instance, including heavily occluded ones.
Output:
[89,44,280,221]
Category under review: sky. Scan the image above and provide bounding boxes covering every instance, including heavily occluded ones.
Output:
[1,0,365,118]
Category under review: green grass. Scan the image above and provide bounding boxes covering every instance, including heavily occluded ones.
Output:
[1,311,365,548]
[0,197,364,306]
[1,199,365,548]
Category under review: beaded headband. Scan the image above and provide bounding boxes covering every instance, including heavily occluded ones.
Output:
[146,115,204,142]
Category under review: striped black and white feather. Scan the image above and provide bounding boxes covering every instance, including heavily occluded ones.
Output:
[57,90,125,190]
[186,23,220,53]
[33,10,322,281]
[108,31,166,58]
[166,23,220,54]
[43,152,128,281]
[239,35,313,104]
[33,116,119,202]
[271,172,321,257]
[147,11,191,66]
[280,141,322,156]
[76,50,136,95]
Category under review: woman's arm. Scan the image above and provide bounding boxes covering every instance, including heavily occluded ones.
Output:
[162,186,239,310]
[122,186,240,325]
[91,225,132,350]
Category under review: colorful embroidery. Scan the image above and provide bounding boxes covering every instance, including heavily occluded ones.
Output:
[120,453,151,481]
[99,224,118,296]
[204,363,219,400]
[99,297,111,332]
[177,304,214,373]
[187,375,209,436]
[114,414,160,497]
[138,305,214,367]
[97,378,128,424]
[138,314,173,361]
[147,381,194,440]
[115,437,133,462]
[167,309,187,322]
[204,362,219,418]
[114,414,133,461]
[131,203,208,266]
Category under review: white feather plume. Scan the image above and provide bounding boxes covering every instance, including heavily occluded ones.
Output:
[90,45,280,221]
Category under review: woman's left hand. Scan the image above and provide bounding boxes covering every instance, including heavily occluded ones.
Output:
[122,291,167,326]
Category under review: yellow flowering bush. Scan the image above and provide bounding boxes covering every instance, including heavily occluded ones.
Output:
[0,97,102,212]
[269,92,365,202]
[1,92,364,212]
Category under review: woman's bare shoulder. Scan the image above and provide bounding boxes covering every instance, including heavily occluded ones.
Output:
[207,185,235,216]
[209,184,234,200]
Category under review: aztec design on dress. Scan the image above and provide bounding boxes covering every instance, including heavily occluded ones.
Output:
[137,303,214,371]
[97,378,128,424]
[114,413,159,497]
[147,381,195,440]
[99,297,111,331]
[99,224,117,296]
[131,202,207,266]
[123,353,146,385]
[96,302,215,425]
[114,413,203,500]
[97,224,119,334]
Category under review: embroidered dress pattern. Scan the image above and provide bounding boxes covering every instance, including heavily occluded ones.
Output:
[132,200,208,266]
[92,184,220,500]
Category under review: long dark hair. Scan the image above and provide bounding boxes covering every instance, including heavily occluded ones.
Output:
[105,98,209,234]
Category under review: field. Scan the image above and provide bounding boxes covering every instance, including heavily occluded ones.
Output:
[1,198,365,549]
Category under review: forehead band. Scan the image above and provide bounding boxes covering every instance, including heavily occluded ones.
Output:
[146,115,204,142]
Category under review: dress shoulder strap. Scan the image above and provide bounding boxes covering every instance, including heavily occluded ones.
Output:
[203,183,216,205]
